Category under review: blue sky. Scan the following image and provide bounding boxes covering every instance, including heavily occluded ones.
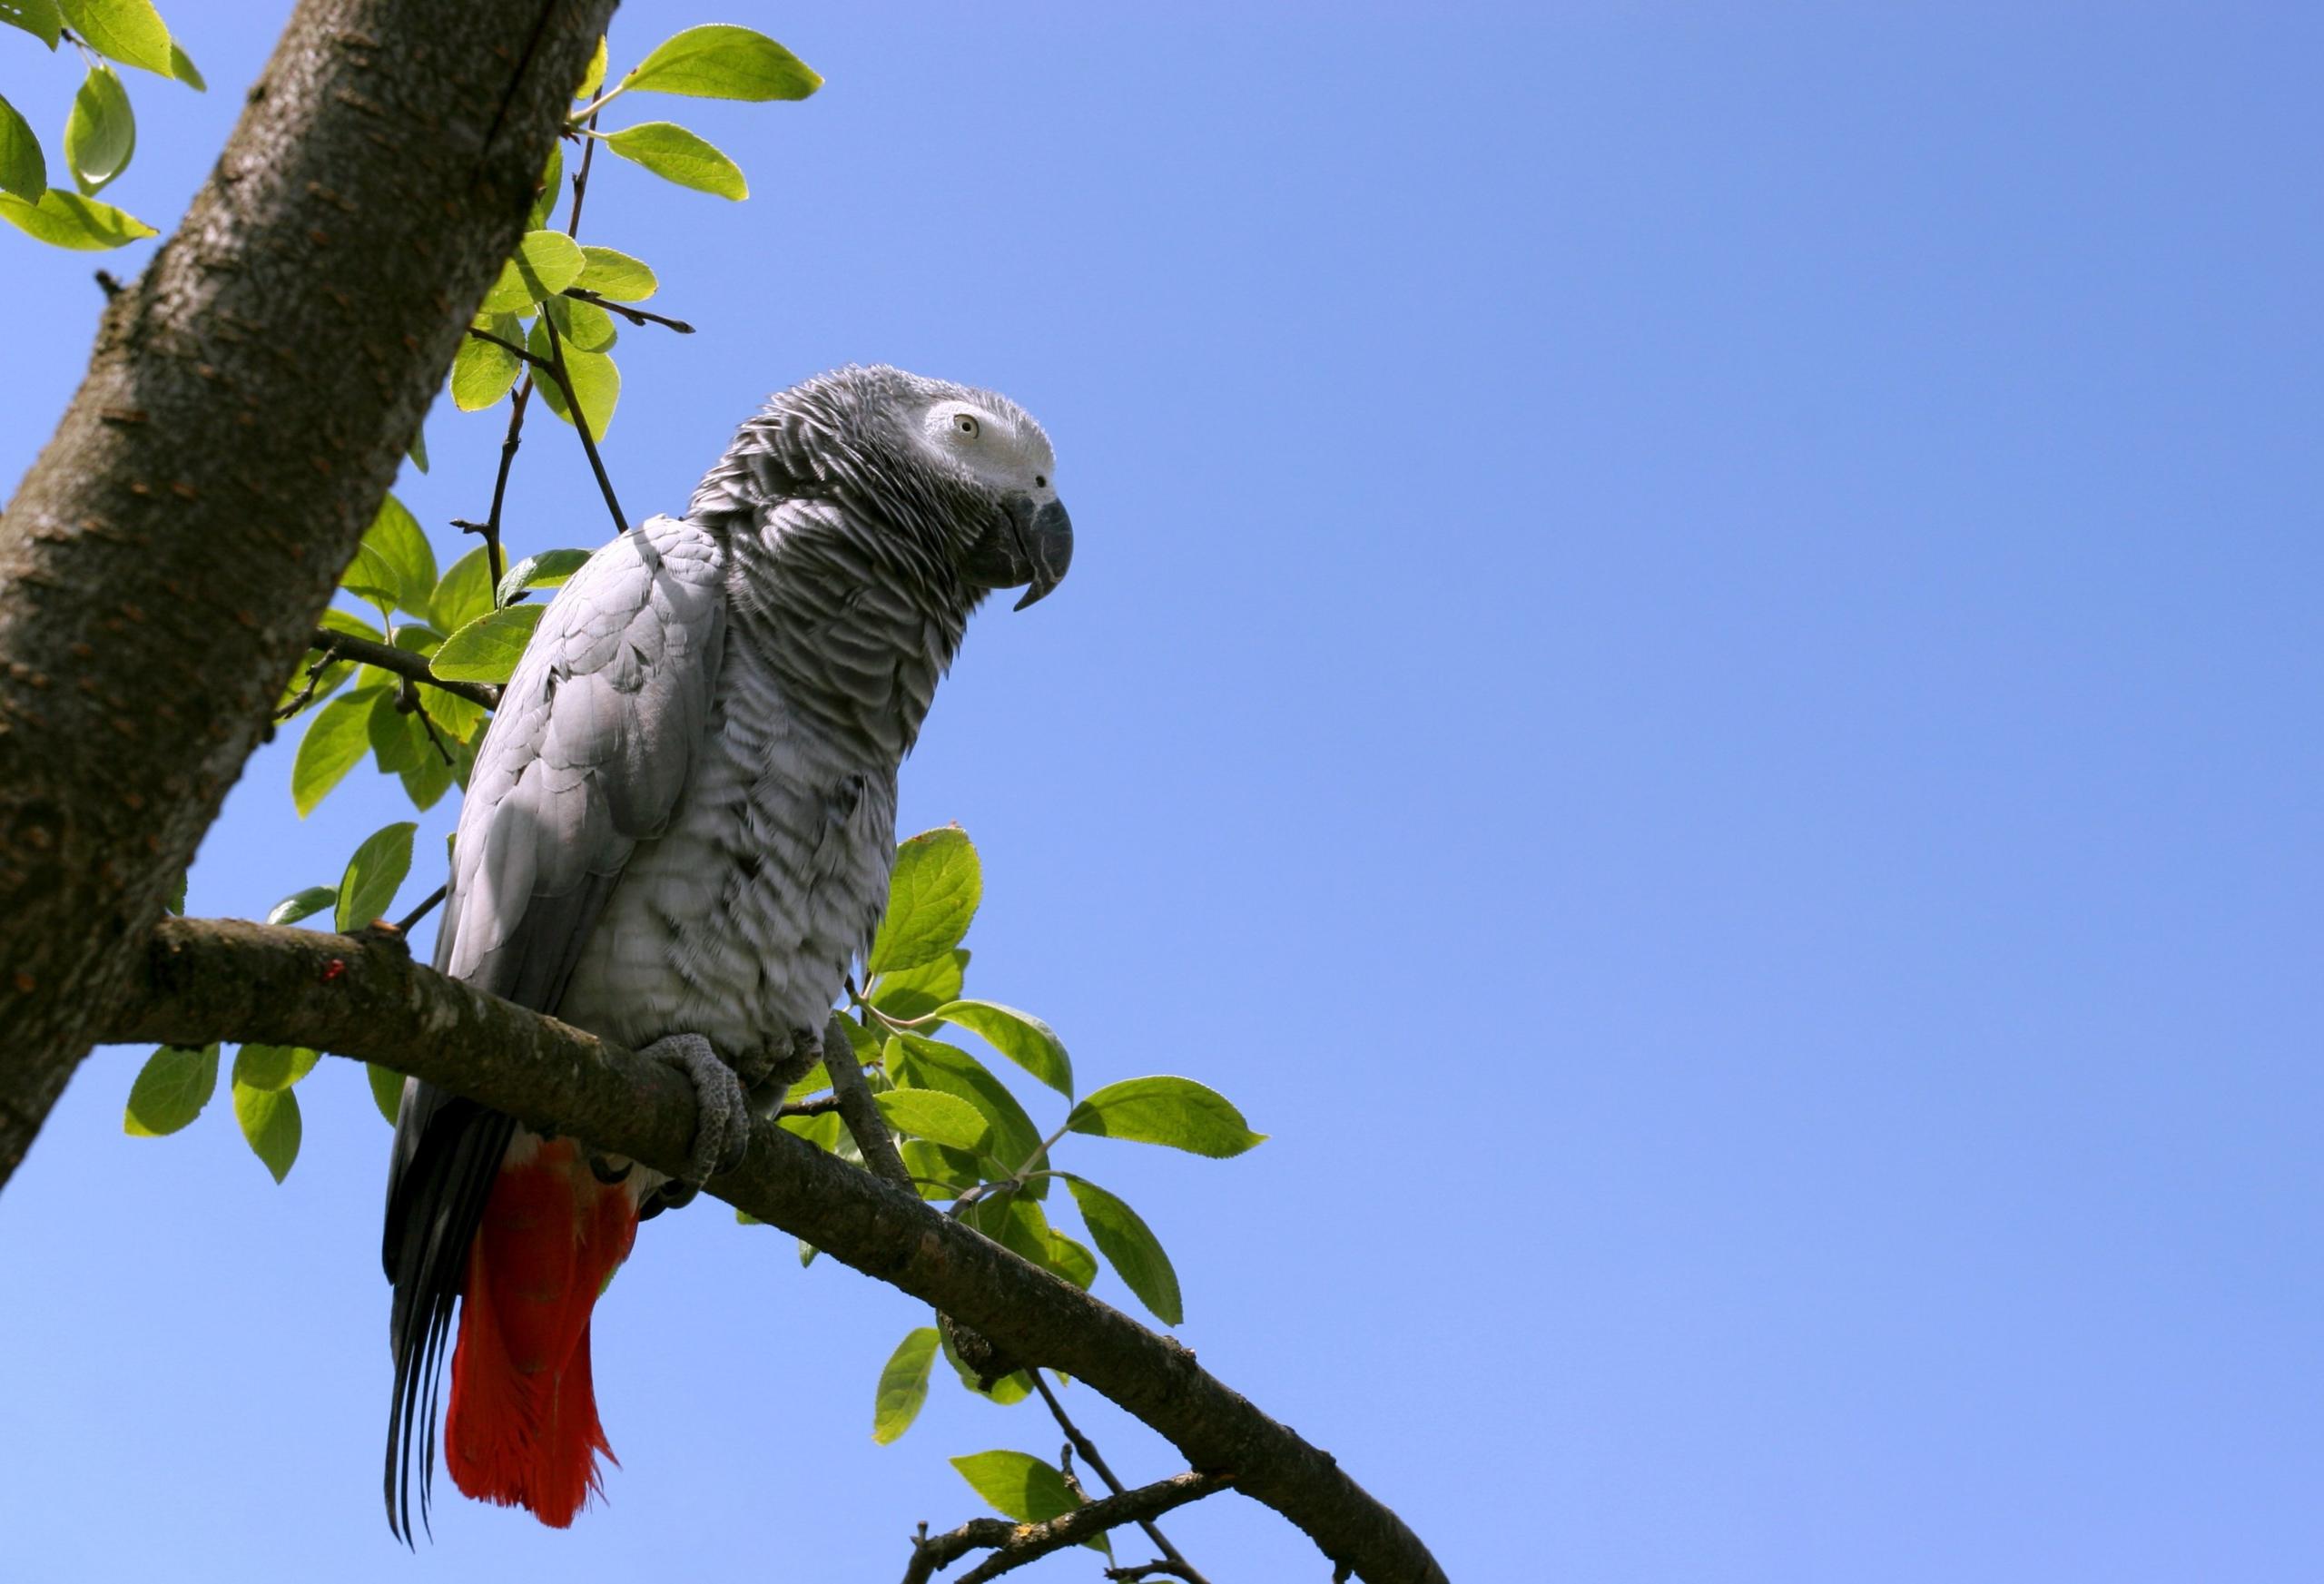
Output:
[4,3,2319,1579]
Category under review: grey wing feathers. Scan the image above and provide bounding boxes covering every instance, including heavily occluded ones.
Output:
[381,515,726,1540]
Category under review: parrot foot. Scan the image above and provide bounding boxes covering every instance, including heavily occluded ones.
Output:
[640,1031,753,1185]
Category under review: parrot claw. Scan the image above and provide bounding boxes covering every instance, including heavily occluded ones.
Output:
[639,1032,753,1185]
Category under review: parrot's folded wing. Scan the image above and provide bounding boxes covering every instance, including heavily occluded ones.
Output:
[380,513,727,1541]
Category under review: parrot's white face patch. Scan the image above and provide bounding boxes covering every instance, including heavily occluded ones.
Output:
[921,398,1058,500]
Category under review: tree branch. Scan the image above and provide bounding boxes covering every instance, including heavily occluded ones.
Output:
[305,627,500,711]
[1033,1373,1213,1584]
[105,917,1445,1584]
[903,1471,1232,1584]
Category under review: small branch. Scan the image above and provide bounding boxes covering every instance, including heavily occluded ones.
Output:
[302,628,499,711]
[564,286,693,333]
[823,1016,912,1189]
[565,107,600,233]
[463,324,547,369]
[775,1093,842,1119]
[448,379,530,599]
[396,680,456,765]
[1033,1372,1213,1584]
[1104,1565,1205,1583]
[393,883,448,935]
[536,311,627,536]
[902,1471,1233,1584]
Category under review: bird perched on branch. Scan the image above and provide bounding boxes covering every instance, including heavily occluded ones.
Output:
[380,365,1071,1540]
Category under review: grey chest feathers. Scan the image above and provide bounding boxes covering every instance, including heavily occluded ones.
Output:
[556,639,897,1074]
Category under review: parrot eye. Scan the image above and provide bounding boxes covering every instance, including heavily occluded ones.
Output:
[1034,475,1048,488]
[954,413,980,438]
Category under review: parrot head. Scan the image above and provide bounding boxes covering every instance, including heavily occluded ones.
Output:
[902,375,1073,610]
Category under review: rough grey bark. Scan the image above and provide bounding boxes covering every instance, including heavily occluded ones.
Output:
[110,916,1451,1584]
[0,0,615,1186]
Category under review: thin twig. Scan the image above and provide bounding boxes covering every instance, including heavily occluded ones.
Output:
[565,110,599,232]
[1032,1372,1214,1584]
[1103,1565,1205,1583]
[823,1016,911,1189]
[462,324,548,369]
[901,1471,1232,1584]
[393,883,448,934]
[564,285,693,333]
[450,376,532,598]
[536,311,627,536]
[774,1094,843,1118]
[300,628,499,711]
[397,681,456,766]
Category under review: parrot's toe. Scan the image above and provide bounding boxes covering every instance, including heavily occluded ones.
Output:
[640,1031,753,1184]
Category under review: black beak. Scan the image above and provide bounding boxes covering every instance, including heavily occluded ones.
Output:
[1009,496,1074,610]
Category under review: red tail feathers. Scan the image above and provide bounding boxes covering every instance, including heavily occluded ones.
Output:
[445,1136,639,1528]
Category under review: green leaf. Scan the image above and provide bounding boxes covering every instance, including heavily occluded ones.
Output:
[869,947,967,1021]
[884,1034,1046,1187]
[898,1139,981,1200]
[430,546,495,635]
[575,34,608,100]
[55,0,173,76]
[451,312,526,410]
[232,1081,301,1183]
[339,541,401,613]
[366,688,428,775]
[123,1043,217,1136]
[407,422,428,474]
[434,604,544,684]
[1066,1077,1265,1157]
[868,826,980,974]
[930,1000,1071,1097]
[64,64,133,195]
[576,244,655,300]
[0,92,46,199]
[264,884,337,927]
[232,1043,320,1093]
[873,1087,990,1154]
[425,683,487,746]
[542,291,617,352]
[777,1109,843,1153]
[166,40,202,91]
[0,188,153,248]
[495,547,591,607]
[336,820,415,930]
[367,1063,405,1125]
[362,493,438,617]
[623,25,822,103]
[872,1327,940,1445]
[602,122,746,200]
[1044,1226,1098,1291]
[949,1450,1085,1528]
[527,315,619,437]
[962,1193,1078,1280]
[1063,1176,1183,1324]
[527,142,562,231]
[292,685,386,816]
[0,0,64,48]
[164,871,185,913]
[320,606,383,644]
[401,734,458,811]
[479,229,586,312]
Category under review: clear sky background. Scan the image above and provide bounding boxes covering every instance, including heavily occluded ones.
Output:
[3,3,2319,1579]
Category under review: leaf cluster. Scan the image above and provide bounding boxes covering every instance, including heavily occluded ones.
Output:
[2,0,201,248]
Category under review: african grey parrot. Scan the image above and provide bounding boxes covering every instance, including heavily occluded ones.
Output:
[379,365,1070,1539]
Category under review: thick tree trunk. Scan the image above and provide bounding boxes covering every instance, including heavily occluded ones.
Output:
[0,0,615,1186]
